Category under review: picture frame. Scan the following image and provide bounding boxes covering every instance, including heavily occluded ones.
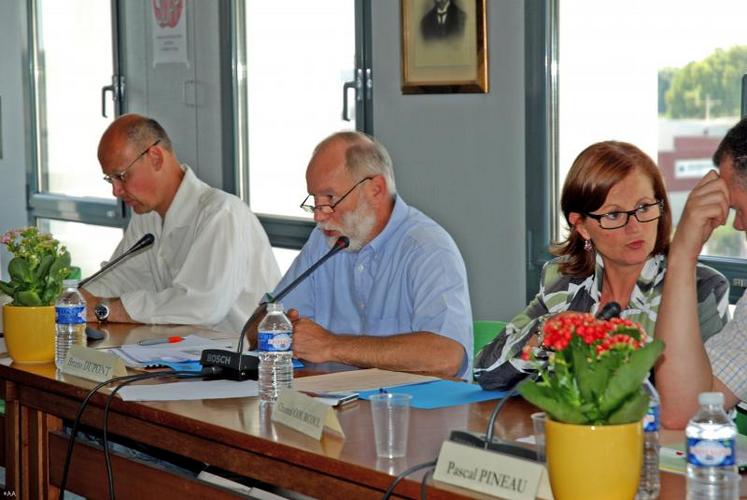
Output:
[401,0,488,94]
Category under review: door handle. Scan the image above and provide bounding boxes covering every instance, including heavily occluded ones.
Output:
[101,84,114,118]
[341,69,364,121]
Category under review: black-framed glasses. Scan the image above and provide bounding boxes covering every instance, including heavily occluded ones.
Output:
[300,176,373,214]
[585,200,664,230]
[103,140,161,185]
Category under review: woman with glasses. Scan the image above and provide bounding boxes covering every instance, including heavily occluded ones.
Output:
[475,141,729,402]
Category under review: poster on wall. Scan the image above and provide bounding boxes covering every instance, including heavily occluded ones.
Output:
[151,0,189,67]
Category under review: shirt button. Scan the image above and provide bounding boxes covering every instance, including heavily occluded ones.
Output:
[359,303,365,309]
[357,264,364,272]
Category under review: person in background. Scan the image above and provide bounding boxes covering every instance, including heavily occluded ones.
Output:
[475,141,729,421]
[81,113,280,333]
[657,116,747,427]
[420,0,467,41]
[246,131,473,378]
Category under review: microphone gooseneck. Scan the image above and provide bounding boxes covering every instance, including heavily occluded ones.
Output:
[78,233,155,289]
[595,301,622,320]
[204,236,350,381]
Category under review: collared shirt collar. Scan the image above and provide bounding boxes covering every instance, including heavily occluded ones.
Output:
[162,164,201,232]
[588,252,666,303]
[363,194,407,255]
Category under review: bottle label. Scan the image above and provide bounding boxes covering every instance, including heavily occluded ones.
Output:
[687,438,736,467]
[643,404,660,432]
[55,305,86,325]
[258,331,292,352]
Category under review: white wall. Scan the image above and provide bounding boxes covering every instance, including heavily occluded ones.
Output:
[371,0,527,321]
[0,2,31,279]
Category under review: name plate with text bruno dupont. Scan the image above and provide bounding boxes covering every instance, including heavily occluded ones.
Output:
[61,345,128,382]
[433,441,553,499]
[272,390,345,440]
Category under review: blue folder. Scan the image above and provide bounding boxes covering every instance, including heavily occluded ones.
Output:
[359,380,508,409]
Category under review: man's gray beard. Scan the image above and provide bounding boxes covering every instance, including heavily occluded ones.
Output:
[318,199,376,252]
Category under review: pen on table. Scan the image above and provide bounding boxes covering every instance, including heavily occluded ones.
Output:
[138,336,185,346]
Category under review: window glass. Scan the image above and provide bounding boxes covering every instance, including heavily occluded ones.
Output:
[272,247,300,276]
[37,0,114,198]
[40,220,122,279]
[558,0,747,258]
[245,1,356,218]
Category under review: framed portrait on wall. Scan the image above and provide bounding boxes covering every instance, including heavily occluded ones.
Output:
[401,0,488,94]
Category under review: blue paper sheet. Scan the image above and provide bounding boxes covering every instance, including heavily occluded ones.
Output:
[359,380,508,409]
[161,359,304,373]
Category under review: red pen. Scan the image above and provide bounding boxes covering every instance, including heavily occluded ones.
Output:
[138,336,185,346]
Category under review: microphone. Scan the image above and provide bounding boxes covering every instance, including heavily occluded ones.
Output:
[595,301,622,320]
[78,234,155,289]
[200,236,350,381]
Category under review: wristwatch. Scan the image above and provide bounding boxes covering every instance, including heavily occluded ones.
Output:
[94,301,111,323]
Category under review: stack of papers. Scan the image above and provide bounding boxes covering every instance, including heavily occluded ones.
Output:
[109,335,232,367]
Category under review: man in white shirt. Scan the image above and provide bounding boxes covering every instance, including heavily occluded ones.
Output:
[81,114,280,333]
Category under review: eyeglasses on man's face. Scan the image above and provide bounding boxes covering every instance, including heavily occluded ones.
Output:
[300,176,373,214]
[585,200,664,230]
[103,140,161,185]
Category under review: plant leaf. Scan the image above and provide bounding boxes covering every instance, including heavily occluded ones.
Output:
[599,340,664,415]
[518,379,590,424]
[16,290,42,306]
[34,254,55,281]
[607,387,650,424]
[8,257,33,284]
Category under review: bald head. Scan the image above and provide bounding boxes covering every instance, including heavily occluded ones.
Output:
[98,114,183,218]
[311,131,397,195]
[98,114,173,162]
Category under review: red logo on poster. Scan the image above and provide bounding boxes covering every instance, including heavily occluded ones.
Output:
[152,0,183,29]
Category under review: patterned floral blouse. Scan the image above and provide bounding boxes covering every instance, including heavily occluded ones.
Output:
[475,253,730,391]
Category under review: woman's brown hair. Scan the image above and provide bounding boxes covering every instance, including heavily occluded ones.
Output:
[552,141,672,277]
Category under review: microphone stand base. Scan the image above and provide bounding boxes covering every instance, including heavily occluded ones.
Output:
[448,430,539,462]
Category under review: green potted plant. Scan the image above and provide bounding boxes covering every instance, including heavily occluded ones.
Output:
[0,227,71,362]
[518,312,664,500]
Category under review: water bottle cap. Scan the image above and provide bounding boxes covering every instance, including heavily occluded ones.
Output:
[698,392,724,406]
[266,303,284,313]
[62,279,79,288]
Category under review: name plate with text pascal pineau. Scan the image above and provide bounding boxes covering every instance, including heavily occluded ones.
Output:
[433,441,553,499]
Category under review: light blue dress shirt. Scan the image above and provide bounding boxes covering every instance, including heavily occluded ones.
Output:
[273,195,473,378]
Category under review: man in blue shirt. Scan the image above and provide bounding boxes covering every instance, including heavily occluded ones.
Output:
[252,131,473,378]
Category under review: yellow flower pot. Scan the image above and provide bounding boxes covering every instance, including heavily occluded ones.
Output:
[2,304,56,363]
[545,418,642,500]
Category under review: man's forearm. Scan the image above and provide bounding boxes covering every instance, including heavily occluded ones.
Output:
[329,332,465,378]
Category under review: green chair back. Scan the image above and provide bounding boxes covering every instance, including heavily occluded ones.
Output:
[473,320,507,358]
[736,406,747,435]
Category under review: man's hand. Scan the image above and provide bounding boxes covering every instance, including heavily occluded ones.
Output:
[290,310,336,363]
[670,170,729,264]
[78,288,99,322]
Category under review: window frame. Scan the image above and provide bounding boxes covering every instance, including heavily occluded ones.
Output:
[526,0,747,304]
[25,0,128,231]
[228,0,374,250]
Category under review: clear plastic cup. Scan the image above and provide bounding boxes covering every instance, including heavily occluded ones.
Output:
[370,393,412,458]
[531,411,546,463]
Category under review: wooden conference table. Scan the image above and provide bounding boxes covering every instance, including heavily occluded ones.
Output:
[0,323,740,499]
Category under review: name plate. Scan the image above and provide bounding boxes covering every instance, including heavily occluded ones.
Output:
[433,441,553,500]
[61,345,128,382]
[272,390,345,440]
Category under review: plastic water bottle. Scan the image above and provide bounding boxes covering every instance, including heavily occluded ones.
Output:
[257,303,293,402]
[55,279,87,369]
[686,392,739,499]
[636,380,660,499]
